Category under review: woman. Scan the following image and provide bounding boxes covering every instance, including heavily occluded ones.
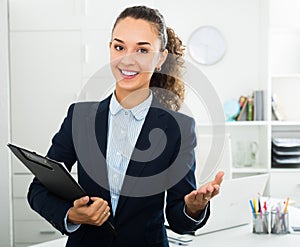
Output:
[28,5,223,247]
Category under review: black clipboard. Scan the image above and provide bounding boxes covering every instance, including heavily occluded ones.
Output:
[8,143,88,202]
[8,143,116,233]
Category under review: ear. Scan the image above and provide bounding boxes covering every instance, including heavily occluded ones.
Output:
[109,41,112,48]
[156,49,168,69]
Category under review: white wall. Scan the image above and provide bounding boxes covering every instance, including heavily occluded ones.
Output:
[8,0,264,127]
[0,0,13,246]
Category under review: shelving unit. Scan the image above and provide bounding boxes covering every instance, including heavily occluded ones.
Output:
[268,0,300,205]
[223,0,300,203]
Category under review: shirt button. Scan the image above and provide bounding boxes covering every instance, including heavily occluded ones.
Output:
[113,174,118,179]
[124,111,128,115]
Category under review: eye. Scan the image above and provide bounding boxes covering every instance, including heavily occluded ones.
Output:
[137,48,148,54]
[114,45,124,51]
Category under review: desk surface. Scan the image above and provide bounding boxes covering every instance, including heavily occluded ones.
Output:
[30,207,300,247]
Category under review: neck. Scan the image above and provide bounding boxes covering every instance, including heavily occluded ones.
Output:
[115,88,150,109]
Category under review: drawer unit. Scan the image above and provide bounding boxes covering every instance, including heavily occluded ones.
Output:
[14,220,63,245]
[13,174,34,198]
[13,198,41,221]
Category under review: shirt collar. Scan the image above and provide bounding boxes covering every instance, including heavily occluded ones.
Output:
[109,93,123,116]
[109,91,153,121]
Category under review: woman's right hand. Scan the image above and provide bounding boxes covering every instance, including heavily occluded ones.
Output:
[68,196,111,226]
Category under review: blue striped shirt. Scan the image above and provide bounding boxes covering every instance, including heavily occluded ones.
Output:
[106,92,152,214]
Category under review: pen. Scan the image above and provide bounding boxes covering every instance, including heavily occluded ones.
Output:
[284,197,290,214]
[263,201,267,212]
[250,200,256,218]
[257,193,261,212]
[257,194,262,219]
[253,198,258,215]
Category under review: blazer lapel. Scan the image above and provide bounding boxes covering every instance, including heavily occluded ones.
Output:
[94,97,112,205]
[72,97,113,226]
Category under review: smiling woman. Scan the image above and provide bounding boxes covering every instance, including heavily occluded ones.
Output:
[27,5,223,247]
[110,7,185,111]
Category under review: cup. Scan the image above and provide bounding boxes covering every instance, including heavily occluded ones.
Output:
[271,211,289,234]
[252,212,269,234]
[234,141,259,167]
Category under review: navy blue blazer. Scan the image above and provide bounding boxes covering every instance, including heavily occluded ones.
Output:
[27,95,210,247]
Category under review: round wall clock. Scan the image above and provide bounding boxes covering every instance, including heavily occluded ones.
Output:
[188,25,226,65]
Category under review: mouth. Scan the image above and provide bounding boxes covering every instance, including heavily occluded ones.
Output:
[119,68,139,79]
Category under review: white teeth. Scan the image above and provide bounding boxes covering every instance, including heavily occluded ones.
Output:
[121,70,138,76]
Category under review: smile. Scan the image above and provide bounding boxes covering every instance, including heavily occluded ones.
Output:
[119,69,139,78]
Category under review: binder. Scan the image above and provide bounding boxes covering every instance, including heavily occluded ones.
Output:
[8,143,115,232]
[8,143,88,202]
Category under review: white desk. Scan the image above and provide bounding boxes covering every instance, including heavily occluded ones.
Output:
[30,207,300,247]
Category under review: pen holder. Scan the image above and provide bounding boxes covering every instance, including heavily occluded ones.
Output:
[252,212,269,234]
[271,211,289,234]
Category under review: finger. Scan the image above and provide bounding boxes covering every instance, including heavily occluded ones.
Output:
[102,206,110,217]
[91,198,107,213]
[90,197,108,207]
[96,205,111,225]
[202,189,213,199]
[213,184,220,191]
[98,210,111,226]
[211,185,220,198]
[202,195,211,202]
[212,171,224,186]
[73,196,89,208]
[199,184,219,201]
[98,201,109,214]
[184,190,198,203]
[92,199,109,215]
[198,183,214,194]
[90,196,104,202]
[88,203,110,225]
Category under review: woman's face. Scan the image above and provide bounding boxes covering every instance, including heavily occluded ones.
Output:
[110,17,167,97]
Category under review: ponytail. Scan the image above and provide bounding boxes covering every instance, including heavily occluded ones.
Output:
[150,27,185,111]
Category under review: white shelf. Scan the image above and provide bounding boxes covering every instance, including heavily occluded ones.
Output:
[271,121,300,126]
[225,121,268,127]
[272,73,300,79]
[197,121,268,127]
[270,27,300,34]
[271,168,300,173]
[232,168,269,174]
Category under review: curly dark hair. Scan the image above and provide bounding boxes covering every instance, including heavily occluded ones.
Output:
[112,6,185,111]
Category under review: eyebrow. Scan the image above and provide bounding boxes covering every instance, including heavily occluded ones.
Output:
[113,38,151,46]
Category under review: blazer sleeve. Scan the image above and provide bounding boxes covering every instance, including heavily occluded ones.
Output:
[27,104,77,235]
[165,116,210,234]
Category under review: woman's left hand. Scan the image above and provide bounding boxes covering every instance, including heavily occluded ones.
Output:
[184,171,224,219]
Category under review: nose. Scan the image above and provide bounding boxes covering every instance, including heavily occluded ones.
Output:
[119,52,136,66]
